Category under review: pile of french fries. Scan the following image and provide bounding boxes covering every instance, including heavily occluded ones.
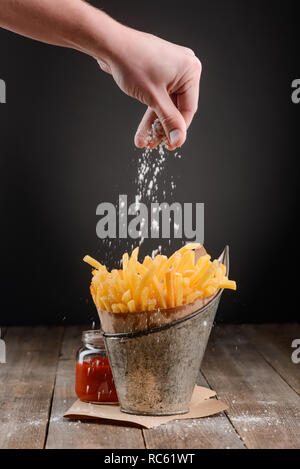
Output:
[84,243,236,313]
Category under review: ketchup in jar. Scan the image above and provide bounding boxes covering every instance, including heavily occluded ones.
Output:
[75,330,118,403]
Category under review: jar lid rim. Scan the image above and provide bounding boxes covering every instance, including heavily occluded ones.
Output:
[82,329,104,345]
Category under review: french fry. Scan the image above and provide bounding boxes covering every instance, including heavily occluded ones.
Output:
[97,297,106,310]
[141,287,149,311]
[166,269,175,308]
[171,253,182,272]
[143,256,152,267]
[126,261,137,294]
[175,273,183,306]
[85,244,236,313]
[202,260,220,287]
[131,246,139,262]
[195,254,211,267]
[136,262,147,276]
[183,277,190,288]
[219,280,237,290]
[186,290,203,303]
[134,256,161,308]
[216,266,223,283]
[122,252,129,270]
[100,296,111,311]
[177,250,195,272]
[147,298,157,311]
[189,258,210,286]
[182,270,194,277]
[152,275,167,309]
[127,299,136,313]
[178,243,201,253]
[122,289,132,304]
[157,253,180,280]
[155,255,168,280]
[117,303,128,313]
[204,285,217,297]
[194,261,218,290]
[83,255,103,270]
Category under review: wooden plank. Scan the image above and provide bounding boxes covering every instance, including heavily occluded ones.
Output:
[46,326,145,449]
[241,323,300,396]
[201,325,300,449]
[0,326,63,449]
[142,372,245,449]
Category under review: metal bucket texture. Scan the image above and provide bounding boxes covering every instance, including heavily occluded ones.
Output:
[103,246,229,416]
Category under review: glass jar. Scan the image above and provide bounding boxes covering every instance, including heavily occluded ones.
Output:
[75,330,118,404]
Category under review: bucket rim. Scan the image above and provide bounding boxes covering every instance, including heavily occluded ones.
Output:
[102,245,229,340]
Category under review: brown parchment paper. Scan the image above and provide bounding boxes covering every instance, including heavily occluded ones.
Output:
[98,246,217,333]
[64,386,228,429]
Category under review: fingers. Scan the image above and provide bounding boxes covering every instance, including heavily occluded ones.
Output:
[96,58,112,75]
[177,80,200,130]
[134,108,162,149]
[135,56,201,150]
[134,83,199,150]
[135,93,187,150]
[177,57,201,130]
[151,90,187,149]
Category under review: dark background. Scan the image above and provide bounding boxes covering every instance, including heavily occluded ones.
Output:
[0,1,298,325]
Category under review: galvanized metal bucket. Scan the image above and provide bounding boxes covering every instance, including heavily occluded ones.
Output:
[103,246,229,416]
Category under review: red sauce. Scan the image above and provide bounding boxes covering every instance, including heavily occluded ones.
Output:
[75,357,118,403]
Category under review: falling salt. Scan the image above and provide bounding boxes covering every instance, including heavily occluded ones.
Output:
[134,118,182,248]
[152,219,159,232]
[151,246,162,258]
[100,118,182,264]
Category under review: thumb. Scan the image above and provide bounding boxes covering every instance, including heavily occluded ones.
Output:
[152,91,187,148]
[96,58,112,75]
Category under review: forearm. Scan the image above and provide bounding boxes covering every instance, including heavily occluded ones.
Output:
[0,0,201,149]
[0,0,123,61]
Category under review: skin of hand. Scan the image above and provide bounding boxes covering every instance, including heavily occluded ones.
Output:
[97,28,202,150]
[0,0,201,149]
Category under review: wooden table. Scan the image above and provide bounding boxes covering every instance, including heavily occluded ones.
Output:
[0,324,299,449]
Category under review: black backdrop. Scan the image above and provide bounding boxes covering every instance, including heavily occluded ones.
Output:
[0,0,298,325]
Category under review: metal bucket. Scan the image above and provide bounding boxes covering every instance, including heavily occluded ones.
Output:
[103,246,229,416]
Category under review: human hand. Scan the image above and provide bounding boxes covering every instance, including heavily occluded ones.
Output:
[0,1,200,150]
[97,26,202,150]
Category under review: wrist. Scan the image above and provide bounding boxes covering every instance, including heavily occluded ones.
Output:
[65,3,126,63]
